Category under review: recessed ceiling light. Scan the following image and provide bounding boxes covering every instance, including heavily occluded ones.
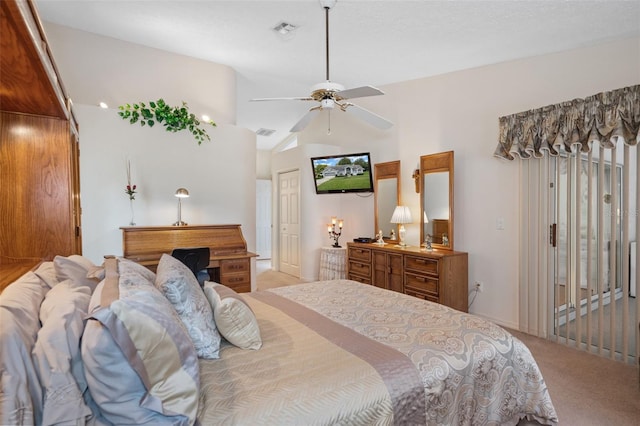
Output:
[99,102,108,109]
[201,114,211,122]
[273,22,297,35]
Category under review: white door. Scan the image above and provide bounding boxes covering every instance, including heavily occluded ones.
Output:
[256,179,272,259]
[278,170,300,277]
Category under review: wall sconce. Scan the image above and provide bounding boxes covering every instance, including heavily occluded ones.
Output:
[412,168,420,193]
[173,188,189,226]
[327,216,343,248]
[390,206,412,247]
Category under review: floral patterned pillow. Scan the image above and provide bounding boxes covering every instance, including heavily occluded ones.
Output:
[155,254,221,359]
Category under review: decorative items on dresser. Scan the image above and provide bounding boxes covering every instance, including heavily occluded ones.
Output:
[120,224,257,292]
[347,242,468,312]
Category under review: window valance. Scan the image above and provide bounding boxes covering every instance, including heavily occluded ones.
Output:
[494,85,639,160]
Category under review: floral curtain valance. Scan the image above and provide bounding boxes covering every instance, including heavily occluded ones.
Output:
[494,85,640,160]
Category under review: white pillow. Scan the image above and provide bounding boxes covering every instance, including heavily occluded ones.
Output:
[53,255,100,291]
[155,254,221,359]
[203,282,262,350]
[33,280,92,426]
[0,271,49,425]
[33,261,58,288]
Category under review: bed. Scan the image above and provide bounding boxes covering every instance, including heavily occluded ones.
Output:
[0,255,558,426]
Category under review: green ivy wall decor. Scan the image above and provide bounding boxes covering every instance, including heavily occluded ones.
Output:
[118,99,216,144]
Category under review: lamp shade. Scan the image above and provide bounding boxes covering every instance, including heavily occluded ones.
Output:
[423,211,429,223]
[390,206,412,224]
[175,188,190,198]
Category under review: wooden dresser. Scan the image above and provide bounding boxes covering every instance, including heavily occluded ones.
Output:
[347,242,468,312]
[121,224,257,292]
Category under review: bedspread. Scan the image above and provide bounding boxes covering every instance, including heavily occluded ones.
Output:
[198,280,558,426]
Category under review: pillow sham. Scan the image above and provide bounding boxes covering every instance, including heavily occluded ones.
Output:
[82,259,199,425]
[33,280,92,426]
[117,257,156,286]
[203,282,262,350]
[155,253,221,359]
[0,271,49,426]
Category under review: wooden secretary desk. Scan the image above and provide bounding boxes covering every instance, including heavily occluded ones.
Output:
[120,224,256,292]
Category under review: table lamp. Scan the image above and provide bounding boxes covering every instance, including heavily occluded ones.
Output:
[390,206,412,247]
[173,187,189,226]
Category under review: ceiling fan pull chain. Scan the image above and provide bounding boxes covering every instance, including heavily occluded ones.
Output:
[327,110,332,135]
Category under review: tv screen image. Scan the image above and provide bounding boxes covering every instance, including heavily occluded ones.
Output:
[310,152,374,194]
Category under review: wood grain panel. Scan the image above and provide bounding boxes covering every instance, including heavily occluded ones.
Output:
[0,0,67,118]
[0,112,75,259]
[0,256,42,293]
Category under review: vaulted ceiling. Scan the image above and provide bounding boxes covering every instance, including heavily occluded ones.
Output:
[35,0,640,150]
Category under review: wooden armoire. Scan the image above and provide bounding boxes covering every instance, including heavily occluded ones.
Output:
[0,0,81,289]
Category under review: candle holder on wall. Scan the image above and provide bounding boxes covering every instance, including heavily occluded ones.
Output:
[327,216,343,248]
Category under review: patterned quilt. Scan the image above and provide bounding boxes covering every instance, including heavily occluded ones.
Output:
[197,280,558,425]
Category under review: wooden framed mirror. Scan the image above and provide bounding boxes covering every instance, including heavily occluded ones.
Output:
[374,161,401,239]
[420,151,454,250]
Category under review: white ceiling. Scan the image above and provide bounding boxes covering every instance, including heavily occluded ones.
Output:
[35,0,640,150]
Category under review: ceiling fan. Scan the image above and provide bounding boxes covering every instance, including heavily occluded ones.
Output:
[251,0,393,133]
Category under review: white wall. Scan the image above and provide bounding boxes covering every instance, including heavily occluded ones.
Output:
[272,144,376,281]
[44,23,237,125]
[77,105,256,265]
[45,24,258,289]
[294,37,640,329]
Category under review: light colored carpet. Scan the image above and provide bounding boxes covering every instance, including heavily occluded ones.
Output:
[511,329,639,425]
[255,259,306,291]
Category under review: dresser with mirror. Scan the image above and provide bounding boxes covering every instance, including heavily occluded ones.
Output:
[347,151,468,312]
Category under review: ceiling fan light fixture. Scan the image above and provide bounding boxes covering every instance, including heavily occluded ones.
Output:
[321,99,335,109]
[254,0,393,133]
[319,0,337,10]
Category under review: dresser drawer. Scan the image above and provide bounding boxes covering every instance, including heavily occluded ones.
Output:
[348,261,371,277]
[219,272,251,293]
[405,272,439,295]
[349,247,371,262]
[405,255,438,275]
[220,258,250,274]
[405,288,439,304]
[348,273,372,285]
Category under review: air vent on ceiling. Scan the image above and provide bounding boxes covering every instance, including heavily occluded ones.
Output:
[256,128,276,137]
[273,22,297,35]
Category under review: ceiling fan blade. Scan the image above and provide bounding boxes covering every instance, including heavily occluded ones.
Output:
[251,97,314,102]
[344,104,393,130]
[335,85,384,100]
[290,109,321,132]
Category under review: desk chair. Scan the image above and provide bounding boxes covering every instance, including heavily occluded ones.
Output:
[170,247,210,287]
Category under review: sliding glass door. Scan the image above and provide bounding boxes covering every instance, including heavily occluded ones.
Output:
[552,149,631,359]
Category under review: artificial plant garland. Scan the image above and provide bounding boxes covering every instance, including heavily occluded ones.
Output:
[118,99,216,144]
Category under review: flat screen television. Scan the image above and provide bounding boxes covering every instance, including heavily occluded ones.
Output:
[310,152,374,194]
